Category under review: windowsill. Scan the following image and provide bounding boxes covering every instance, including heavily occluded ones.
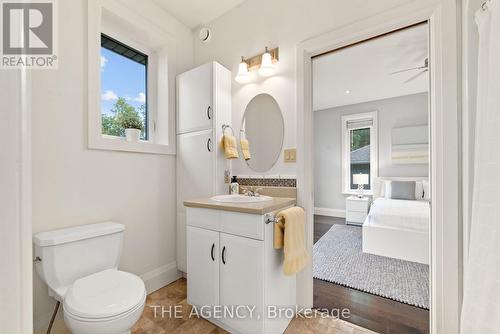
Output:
[342,190,373,196]
[88,134,175,155]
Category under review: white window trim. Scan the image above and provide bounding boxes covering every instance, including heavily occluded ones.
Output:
[341,111,378,195]
[88,0,176,155]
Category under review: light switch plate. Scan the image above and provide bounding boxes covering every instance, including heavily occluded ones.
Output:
[284,148,296,163]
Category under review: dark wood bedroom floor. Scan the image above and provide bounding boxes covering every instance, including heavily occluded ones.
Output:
[313,215,430,334]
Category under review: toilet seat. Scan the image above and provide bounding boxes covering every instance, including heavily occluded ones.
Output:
[64,269,146,321]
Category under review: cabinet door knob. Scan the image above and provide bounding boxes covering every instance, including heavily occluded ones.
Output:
[210,243,215,261]
[207,106,212,120]
[222,246,226,264]
[207,138,212,152]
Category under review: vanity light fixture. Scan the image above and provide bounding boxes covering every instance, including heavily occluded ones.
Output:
[345,89,351,94]
[235,47,279,82]
[258,46,275,77]
[235,56,250,83]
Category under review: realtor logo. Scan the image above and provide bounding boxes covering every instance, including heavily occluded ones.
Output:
[1,0,57,68]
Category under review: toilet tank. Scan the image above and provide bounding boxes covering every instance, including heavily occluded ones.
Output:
[33,222,125,300]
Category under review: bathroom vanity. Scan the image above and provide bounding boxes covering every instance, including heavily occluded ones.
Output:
[184,196,296,334]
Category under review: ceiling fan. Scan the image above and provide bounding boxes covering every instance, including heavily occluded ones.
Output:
[391,58,428,83]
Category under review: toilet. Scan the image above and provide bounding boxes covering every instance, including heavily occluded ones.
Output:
[34,222,146,334]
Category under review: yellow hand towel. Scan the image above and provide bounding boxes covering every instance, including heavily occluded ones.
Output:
[274,207,309,276]
[240,138,251,161]
[221,134,239,159]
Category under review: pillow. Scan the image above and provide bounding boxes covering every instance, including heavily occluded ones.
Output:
[373,177,383,198]
[422,180,430,200]
[383,180,392,199]
[415,181,424,200]
[391,181,416,200]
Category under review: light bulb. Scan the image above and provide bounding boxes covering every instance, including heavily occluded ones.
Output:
[235,57,250,83]
[258,47,275,77]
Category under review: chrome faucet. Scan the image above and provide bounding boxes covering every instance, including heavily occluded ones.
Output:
[242,187,263,197]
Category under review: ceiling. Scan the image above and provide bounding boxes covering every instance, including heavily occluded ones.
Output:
[312,23,429,111]
[153,0,247,29]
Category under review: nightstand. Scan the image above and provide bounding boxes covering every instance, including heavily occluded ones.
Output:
[346,196,370,225]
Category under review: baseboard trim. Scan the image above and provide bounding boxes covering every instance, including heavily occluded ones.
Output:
[314,207,346,218]
[140,261,182,294]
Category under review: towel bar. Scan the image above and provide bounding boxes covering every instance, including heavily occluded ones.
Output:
[265,206,304,224]
[265,214,284,224]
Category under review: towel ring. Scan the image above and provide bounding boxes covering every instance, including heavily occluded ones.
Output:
[222,124,235,136]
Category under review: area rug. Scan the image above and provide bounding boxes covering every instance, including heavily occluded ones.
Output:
[313,224,429,309]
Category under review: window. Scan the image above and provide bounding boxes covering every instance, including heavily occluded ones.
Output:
[349,127,371,190]
[100,34,148,140]
[88,0,176,155]
[341,112,378,193]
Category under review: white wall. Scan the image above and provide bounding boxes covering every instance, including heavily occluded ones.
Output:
[314,93,428,211]
[31,0,193,331]
[193,0,431,177]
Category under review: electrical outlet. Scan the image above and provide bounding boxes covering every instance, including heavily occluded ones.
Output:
[224,170,231,183]
[284,148,296,163]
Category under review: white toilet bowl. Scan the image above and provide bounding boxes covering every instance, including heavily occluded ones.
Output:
[33,222,147,334]
[63,269,146,334]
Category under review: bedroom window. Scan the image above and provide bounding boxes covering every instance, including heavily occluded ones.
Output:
[341,112,378,194]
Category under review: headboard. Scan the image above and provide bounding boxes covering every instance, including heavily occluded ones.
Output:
[373,176,429,199]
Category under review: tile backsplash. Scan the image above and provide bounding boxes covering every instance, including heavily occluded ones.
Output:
[236,177,296,188]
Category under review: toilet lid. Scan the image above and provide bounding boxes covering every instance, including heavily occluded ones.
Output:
[64,269,146,319]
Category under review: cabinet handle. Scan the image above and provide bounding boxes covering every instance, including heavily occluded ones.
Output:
[207,138,212,152]
[210,243,215,261]
[222,246,226,265]
[207,106,212,120]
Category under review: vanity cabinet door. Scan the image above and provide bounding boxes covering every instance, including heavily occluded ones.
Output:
[219,233,264,334]
[177,63,213,134]
[187,226,219,307]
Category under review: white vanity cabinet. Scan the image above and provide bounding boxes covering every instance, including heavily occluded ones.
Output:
[186,207,296,334]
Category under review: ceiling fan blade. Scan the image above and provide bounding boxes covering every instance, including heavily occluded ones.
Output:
[403,70,426,83]
[391,65,427,75]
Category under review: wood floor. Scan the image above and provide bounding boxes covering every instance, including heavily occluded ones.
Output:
[313,215,430,334]
[132,278,377,334]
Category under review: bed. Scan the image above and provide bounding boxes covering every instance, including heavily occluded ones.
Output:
[362,177,430,265]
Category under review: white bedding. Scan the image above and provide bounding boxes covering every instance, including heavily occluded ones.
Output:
[366,198,430,233]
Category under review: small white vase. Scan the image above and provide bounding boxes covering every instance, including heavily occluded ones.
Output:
[125,128,141,142]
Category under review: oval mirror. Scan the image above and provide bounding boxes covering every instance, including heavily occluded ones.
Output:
[240,94,284,172]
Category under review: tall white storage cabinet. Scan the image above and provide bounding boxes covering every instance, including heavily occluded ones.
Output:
[176,62,231,273]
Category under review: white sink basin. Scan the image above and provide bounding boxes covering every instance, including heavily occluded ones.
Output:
[211,194,273,203]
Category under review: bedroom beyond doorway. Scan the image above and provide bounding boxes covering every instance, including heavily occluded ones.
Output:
[311,22,431,334]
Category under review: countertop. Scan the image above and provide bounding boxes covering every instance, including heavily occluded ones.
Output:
[183,196,297,215]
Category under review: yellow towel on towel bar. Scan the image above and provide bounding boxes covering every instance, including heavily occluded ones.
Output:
[274,207,309,276]
[240,138,251,160]
[221,134,239,159]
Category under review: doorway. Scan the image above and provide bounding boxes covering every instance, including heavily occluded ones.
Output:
[311,23,430,334]
[295,4,462,333]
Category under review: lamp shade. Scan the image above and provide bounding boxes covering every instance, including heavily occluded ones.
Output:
[235,58,250,83]
[258,48,275,77]
[353,173,369,185]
